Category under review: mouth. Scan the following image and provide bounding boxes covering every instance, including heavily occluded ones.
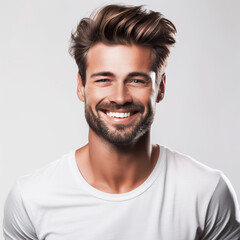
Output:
[99,109,139,123]
[105,111,136,118]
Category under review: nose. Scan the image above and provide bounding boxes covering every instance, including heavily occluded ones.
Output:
[108,82,133,105]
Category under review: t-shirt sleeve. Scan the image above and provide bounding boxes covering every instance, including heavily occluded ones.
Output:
[201,174,240,240]
[3,181,38,240]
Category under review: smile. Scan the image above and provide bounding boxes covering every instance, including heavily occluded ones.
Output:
[106,112,131,118]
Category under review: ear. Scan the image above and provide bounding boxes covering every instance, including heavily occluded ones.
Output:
[77,73,85,102]
[156,74,166,103]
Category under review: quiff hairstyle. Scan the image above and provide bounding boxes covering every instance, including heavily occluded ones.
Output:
[69,4,176,85]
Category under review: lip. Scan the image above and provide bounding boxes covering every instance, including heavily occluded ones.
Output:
[106,112,131,118]
[99,110,140,124]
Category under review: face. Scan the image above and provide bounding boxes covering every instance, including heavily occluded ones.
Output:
[77,43,165,145]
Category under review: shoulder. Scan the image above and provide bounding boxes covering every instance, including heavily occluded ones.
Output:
[161,146,240,237]
[164,146,222,184]
[162,145,240,215]
[3,151,75,238]
[18,150,75,194]
[3,179,37,239]
[161,146,236,202]
[5,150,75,216]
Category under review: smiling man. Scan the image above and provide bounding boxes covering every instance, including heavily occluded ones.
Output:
[3,4,240,240]
[82,43,157,146]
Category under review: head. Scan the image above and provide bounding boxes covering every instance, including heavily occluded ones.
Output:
[69,4,176,86]
[69,4,176,145]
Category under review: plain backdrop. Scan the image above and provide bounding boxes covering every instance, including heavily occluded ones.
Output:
[1,0,239,234]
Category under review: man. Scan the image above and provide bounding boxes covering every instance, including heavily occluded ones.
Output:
[3,4,240,240]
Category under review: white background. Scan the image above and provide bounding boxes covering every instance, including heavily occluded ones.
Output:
[1,0,239,234]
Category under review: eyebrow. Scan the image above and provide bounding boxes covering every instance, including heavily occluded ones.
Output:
[90,72,114,78]
[127,72,151,80]
[90,71,151,79]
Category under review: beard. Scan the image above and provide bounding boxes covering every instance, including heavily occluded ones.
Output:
[84,100,155,146]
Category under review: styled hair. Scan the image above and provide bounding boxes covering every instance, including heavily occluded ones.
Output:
[69,4,177,85]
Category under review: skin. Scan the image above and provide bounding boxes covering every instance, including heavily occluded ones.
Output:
[75,43,166,194]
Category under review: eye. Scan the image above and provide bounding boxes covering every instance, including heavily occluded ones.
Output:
[96,79,110,82]
[94,78,112,86]
[131,79,145,84]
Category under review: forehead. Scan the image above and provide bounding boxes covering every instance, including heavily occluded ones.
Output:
[86,43,152,76]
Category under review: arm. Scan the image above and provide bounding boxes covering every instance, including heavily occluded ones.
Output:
[3,181,38,240]
[201,174,240,240]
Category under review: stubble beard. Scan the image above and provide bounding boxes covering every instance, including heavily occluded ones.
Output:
[84,101,155,146]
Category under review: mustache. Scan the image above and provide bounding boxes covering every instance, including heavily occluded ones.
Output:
[96,102,144,113]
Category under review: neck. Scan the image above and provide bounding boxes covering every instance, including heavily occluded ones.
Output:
[76,129,159,194]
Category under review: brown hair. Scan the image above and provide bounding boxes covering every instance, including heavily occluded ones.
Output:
[69,4,176,85]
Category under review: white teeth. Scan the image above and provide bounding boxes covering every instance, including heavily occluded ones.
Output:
[106,112,131,118]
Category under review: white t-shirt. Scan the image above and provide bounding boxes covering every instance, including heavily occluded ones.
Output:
[3,146,240,240]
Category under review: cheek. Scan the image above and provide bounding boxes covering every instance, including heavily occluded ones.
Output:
[139,90,157,114]
[85,87,109,106]
[131,88,153,103]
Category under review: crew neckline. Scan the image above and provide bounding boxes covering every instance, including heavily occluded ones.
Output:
[70,145,166,201]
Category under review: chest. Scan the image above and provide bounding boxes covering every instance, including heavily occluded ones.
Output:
[32,189,203,240]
